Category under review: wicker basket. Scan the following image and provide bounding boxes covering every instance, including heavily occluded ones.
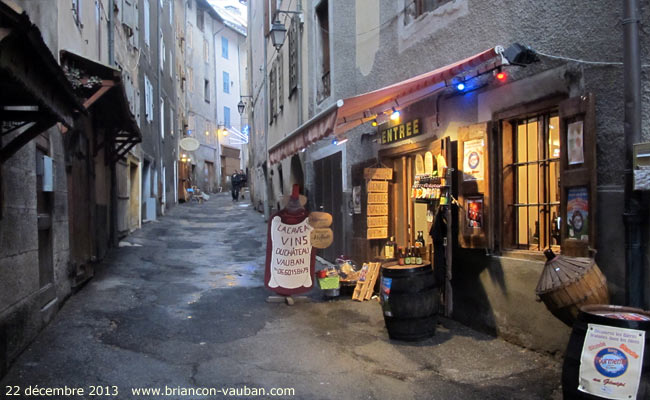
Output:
[535,248,610,327]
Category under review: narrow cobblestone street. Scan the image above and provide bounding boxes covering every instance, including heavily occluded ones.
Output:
[2,194,563,399]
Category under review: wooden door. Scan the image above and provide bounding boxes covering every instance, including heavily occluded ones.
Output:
[457,122,492,249]
[313,152,343,262]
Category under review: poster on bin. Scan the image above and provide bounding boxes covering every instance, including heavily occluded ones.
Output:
[578,323,645,400]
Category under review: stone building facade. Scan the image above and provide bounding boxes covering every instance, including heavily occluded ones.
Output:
[248,0,650,353]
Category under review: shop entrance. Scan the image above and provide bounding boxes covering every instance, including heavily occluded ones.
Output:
[313,151,343,262]
[381,139,450,252]
[380,137,452,315]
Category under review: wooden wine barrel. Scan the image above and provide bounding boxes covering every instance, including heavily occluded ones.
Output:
[562,305,650,399]
[536,249,609,326]
[380,264,438,341]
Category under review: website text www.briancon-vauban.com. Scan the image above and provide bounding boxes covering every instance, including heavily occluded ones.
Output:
[131,385,295,397]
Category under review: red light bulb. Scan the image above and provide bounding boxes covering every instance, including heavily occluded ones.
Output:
[496,71,506,81]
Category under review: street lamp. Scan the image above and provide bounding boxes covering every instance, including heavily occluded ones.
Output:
[270,20,287,50]
[238,95,252,115]
[269,10,303,50]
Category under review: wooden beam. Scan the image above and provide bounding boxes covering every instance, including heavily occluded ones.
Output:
[83,85,113,109]
[0,34,78,127]
[111,139,135,161]
[1,121,30,136]
[0,120,53,164]
[79,78,115,88]
[0,109,48,122]
[111,140,138,164]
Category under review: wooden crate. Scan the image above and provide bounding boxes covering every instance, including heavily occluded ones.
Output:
[352,262,381,301]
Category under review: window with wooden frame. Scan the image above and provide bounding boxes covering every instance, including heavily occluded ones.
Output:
[501,112,561,251]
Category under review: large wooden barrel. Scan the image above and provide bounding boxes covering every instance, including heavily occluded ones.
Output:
[380,264,438,341]
[562,305,650,399]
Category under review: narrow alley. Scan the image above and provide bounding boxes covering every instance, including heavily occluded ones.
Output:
[1,194,562,400]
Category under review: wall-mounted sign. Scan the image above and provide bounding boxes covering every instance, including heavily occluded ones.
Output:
[367,204,389,216]
[463,138,485,181]
[366,178,389,239]
[311,228,334,249]
[367,180,388,193]
[308,211,332,228]
[368,193,388,204]
[364,168,393,180]
[367,215,389,227]
[367,227,389,240]
[380,118,421,145]
[180,137,200,151]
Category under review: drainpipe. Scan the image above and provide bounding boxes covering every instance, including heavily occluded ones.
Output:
[157,0,163,213]
[108,0,115,65]
[297,0,303,125]
[263,32,271,221]
[108,0,115,245]
[622,0,645,308]
[212,23,226,186]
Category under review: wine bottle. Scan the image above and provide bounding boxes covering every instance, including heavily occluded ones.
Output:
[405,244,412,265]
[415,231,425,248]
[384,236,395,259]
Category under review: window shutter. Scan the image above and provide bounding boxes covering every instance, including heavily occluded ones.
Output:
[277,56,284,111]
[269,63,276,122]
[559,93,597,254]
[264,0,270,36]
[144,0,150,47]
[288,18,298,95]
[122,0,135,32]
[133,1,139,49]
[457,122,492,249]
[500,120,515,249]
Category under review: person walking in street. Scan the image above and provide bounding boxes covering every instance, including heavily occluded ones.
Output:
[231,171,241,201]
[238,169,247,200]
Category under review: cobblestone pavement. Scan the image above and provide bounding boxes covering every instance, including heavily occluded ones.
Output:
[1,193,563,399]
